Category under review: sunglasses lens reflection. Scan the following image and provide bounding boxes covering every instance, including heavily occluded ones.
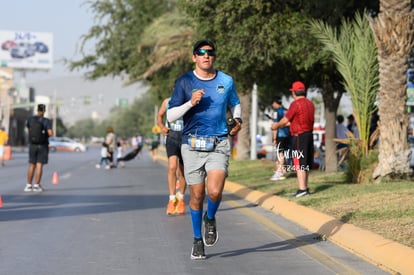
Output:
[195,49,215,56]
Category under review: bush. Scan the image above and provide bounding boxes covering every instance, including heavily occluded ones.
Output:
[346,140,378,183]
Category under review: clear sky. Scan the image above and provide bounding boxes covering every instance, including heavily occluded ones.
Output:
[0,0,94,82]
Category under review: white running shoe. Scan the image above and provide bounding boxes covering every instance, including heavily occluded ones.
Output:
[270,172,286,181]
[24,184,33,192]
[32,184,43,192]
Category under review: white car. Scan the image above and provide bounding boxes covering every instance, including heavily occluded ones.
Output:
[10,42,36,58]
[49,137,87,152]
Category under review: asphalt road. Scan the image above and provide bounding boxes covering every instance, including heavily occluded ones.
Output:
[0,147,388,275]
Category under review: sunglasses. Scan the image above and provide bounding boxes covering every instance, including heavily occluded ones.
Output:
[194,49,216,56]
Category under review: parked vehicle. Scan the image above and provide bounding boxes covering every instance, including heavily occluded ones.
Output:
[49,137,87,152]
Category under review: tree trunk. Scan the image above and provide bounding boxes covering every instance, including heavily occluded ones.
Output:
[369,0,414,179]
[235,92,251,160]
[321,81,343,172]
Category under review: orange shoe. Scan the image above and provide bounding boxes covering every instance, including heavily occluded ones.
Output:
[166,199,177,215]
[176,199,185,215]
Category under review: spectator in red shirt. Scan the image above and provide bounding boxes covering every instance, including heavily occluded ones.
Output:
[271,81,315,197]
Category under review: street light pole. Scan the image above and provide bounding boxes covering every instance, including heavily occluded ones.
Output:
[154,105,158,126]
[53,89,57,136]
[250,83,258,160]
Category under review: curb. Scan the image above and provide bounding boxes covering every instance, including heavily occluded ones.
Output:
[157,150,414,273]
[224,180,414,275]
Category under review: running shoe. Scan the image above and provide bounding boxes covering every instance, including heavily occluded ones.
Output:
[190,238,206,260]
[32,184,43,192]
[203,212,218,246]
[176,199,185,215]
[294,188,310,198]
[166,199,177,215]
[95,164,101,169]
[270,172,286,181]
[24,184,32,192]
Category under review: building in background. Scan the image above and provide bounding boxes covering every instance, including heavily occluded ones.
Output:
[0,67,33,146]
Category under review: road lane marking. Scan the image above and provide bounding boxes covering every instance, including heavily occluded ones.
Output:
[224,196,361,274]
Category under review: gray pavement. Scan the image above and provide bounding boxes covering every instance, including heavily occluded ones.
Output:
[0,147,389,274]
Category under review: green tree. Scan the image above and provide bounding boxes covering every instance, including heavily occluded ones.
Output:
[133,8,197,103]
[178,0,378,165]
[67,0,171,81]
[67,118,96,139]
[69,0,378,167]
[52,117,68,137]
[309,12,379,183]
[68,93,156,141]
[104,93,156,138]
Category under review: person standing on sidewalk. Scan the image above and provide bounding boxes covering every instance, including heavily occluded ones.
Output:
[25,104,53,192]
[167,39,242,260]
[157,96,187,215]
[271,81,314,197]
[270,96,290,181]
[0,127,9,167]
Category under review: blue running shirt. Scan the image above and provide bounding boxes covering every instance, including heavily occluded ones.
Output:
[169,70,240,137]
[273,107,290,138]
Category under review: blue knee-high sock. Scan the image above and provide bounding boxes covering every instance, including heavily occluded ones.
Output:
[189,207,203,239]
[206,196,221,220]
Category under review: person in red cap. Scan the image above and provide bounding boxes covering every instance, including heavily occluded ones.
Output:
[271,81,314,197]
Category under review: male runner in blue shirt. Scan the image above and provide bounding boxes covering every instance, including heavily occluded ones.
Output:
[167,39,242,260]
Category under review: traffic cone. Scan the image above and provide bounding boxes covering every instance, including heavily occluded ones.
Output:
[52,172,59,185]
[4,146,12,160]
[0,195,3,208]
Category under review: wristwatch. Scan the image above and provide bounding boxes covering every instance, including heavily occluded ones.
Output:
[234,117,243,124]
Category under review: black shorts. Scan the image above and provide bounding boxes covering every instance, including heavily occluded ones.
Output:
[29,144,49,164]
[165,131,183,163]
[276,137,290,151]
[291,132,313,170]
[151,141,160,150]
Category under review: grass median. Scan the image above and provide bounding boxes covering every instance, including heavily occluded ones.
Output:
[227,159,414,249]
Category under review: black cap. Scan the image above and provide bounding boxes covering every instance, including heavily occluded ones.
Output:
[37,104,46,112]
[193,39,216,53]
[272,96,282,105]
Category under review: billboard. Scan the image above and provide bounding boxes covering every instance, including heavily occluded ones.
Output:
[0,30,53,70]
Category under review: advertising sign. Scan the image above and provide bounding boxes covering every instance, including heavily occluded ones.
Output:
[0,30,53,70]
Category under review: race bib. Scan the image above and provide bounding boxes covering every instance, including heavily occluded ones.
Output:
[188,135,216,152]
[170,119,184,132]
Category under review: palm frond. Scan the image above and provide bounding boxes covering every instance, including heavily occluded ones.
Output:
[308,11,379,155]
[134,10,197,80]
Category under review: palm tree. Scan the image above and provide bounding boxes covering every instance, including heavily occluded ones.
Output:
[369,0,414,179]
[133,10,196,81]
[309,11,379,183]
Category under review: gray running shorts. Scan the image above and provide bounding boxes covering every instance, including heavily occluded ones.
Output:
[181,138,230,185]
